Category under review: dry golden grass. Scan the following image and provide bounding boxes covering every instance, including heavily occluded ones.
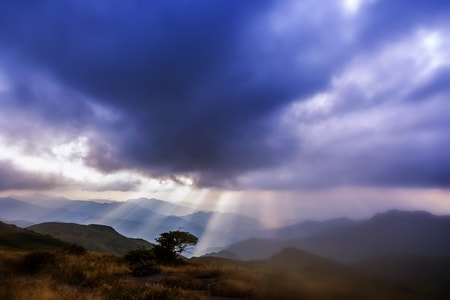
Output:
[1,276,103,300]
[0,249,426,300]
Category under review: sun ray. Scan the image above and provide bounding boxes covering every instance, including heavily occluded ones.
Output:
[193,192,245,256]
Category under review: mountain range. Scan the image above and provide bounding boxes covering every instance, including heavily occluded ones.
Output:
[2,196,450,263]
[0,196,264,249]
[211,210,450,262]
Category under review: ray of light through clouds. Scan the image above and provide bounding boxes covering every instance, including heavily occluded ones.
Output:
[0,0,450,252]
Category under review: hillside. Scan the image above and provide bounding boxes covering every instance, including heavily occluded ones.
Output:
[28,222,153,255]
[224,238,281,260]
[266,247,345,271]
[0,221,68,250]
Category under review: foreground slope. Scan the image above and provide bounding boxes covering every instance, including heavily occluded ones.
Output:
[0,221,68,250]
[28,222,153,255]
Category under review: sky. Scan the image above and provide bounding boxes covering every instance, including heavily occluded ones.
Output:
[0,0,449,224]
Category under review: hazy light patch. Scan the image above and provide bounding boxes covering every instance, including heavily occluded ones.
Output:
[201,188,450,227]
[247,191,289,228]
[151,189,224,212]
[341,0,364,15]
[152,186,195,205]
[176,188,215,213]
[417,29,450,75]
[194,192,245,256]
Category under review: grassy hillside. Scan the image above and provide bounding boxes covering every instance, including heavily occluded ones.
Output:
[0,221,68,250]
[28,222,153,255]
[0,247,426,300]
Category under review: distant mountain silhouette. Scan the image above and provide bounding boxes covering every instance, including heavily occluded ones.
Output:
[222,210,450,262]
[225,238,282,260]
[293,210,450,262]
[128,197,195,216]
[0,197,51,221]
[28,222,153,255]
[263,217,355,239]
[204,249,242,260]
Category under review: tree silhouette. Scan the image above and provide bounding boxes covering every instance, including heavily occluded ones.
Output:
[154,230,198,263]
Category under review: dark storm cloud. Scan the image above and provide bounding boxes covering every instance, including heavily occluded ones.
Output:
[0,0,449,189]
[0,0,336,181]
[0,160,64,191]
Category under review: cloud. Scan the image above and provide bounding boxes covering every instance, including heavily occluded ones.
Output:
[83,178,142,192]
[238,27,450,189]
[0,160,66,191]
[0,1,352,182]
[0,0,449,190]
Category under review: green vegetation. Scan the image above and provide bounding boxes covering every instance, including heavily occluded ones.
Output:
[124,247,160,276]
[123,230,199,276]
[0,221,69,250]
[28,222,153,255]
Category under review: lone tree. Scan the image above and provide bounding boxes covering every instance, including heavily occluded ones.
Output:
[154,230,198,263]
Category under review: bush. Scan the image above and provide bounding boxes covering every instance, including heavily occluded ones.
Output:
[124,247,160,277]
[153,244,177,264]
[17,250,57,274]
[64,243,87,256]
[57,263,88,286]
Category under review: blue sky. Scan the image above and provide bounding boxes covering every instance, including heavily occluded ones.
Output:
[0,0,449,222]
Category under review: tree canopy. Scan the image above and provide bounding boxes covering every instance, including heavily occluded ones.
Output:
[154,230,198,262]
[156,230,198,254]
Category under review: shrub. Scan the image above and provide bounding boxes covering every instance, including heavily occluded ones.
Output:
[124,247,160,276]
[64,243,87,256]
[57,263,88,286]
[17,250,57,275]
